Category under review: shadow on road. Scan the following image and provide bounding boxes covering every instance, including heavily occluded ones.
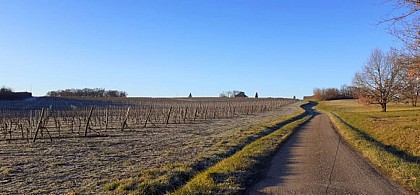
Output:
[244,101,319,194]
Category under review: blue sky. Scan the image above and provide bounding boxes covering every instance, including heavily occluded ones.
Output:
[0,0,403,98]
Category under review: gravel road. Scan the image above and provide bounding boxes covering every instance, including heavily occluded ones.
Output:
[247,104,408,194]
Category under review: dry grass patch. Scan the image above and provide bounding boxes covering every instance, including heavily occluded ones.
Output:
[317,100,419,193]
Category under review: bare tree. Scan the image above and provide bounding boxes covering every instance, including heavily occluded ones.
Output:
[219,90,248,98]
[381,0,419,54]
[353,48,402,112]
[219,91,233,98]
[340,84,356,99]
[399,54,420,106]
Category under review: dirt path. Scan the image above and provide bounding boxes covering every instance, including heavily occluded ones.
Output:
[247,105,407,194]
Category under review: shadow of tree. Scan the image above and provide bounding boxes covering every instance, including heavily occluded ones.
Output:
[332,113,419,164]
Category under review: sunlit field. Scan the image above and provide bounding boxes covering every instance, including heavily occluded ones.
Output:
[0,97,302,194]
[318,99,419,193]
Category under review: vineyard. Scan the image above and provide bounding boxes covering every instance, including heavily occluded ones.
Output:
[0,97,300,194]
[1,97,297,142]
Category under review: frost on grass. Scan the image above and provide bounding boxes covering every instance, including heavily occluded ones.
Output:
[0,104,299,194]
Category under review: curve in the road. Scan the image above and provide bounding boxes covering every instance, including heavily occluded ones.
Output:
[247,104,407,194]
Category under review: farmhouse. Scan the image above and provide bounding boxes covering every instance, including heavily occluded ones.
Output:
[235,92,248,98]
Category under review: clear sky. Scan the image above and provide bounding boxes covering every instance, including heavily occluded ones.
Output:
[0,0,404,98]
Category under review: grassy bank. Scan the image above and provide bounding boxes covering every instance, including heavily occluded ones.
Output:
[103,103,308,194]
[172,115,312,194]
[317,100,419,193]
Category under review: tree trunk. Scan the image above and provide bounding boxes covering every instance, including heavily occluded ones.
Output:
[381,103,387,112]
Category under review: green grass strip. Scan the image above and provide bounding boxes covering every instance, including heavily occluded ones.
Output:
[324,111,419,193]
[171,115,312,195]
[102,104,308,195]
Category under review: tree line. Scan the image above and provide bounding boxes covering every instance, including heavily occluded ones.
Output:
[0,86,32,100]
[47,88,127,98]
[312,85,355,101]
[314,1,419,112]
[314,49,419,111]
[0,86,13,94]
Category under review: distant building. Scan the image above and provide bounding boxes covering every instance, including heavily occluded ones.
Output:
[303,95,314,100]
[234,92,248,98]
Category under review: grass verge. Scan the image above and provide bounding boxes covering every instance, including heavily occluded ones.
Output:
[317,100,419,193]
[171,115,312,194]
[103,103,308,195]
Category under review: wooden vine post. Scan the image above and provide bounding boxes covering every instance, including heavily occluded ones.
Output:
[193,108,198,121]
[105,107,109,131]
[121,107,131,131]
[165,106,172,126]
[183,107,188,123]
[33,108,45,142]
[84,107,94,137]
[144,107,153,128]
